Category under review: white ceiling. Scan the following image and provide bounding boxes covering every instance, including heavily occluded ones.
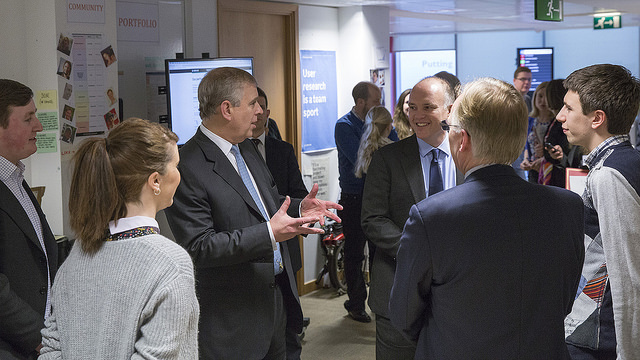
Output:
[260,0,640,35]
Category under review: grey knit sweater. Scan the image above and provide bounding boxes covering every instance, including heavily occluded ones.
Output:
[39,234,199,359]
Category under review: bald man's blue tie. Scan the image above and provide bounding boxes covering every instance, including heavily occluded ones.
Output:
[231,145,283,275]
[429,148,444,196]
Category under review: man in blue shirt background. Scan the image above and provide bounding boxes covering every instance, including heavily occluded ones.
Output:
[334,81,397,323]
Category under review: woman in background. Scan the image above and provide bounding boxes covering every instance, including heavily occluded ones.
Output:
[540,79,583,187]
[40,118,199,359]
[520,81,553,183]
[355,106,394,178]
[393,89,412,140]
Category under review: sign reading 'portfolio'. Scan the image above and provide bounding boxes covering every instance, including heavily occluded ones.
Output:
[116,1,159,42]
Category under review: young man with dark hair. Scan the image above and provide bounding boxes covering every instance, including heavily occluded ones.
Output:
[558,64,640,360]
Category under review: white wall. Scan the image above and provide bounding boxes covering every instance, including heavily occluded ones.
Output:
[0,0,60,230]
[456,30,544,83]
[298,5,389,285]
[0,0,118,235]
[394,27,640,87]
[392,33,455,52]
[117,0,185,121]
[1,1,29,82]
[298,5,340,285]
[184,0,218,58]
[546,27,640,78]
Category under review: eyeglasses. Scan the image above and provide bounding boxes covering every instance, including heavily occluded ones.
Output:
[440,120,463,132]
[516,77,532,82]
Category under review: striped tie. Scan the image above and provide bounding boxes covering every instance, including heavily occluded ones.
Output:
[230,145,283,275]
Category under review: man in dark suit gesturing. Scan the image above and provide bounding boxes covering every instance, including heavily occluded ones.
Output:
[0,79,58,359]
[390,78,585,359]
[252,87,308,359]
[165,67,340,360]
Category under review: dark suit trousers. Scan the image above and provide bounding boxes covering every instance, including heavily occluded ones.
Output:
[375,314,416,360]
[338,193,374,311]
[264,274,289,360]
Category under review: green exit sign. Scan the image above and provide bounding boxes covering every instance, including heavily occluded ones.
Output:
[594,15,621,30]
[535,0,563,22]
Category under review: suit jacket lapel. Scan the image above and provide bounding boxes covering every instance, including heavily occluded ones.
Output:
[194,130,265,220]
[400,136,426,203]
[24,181,58,271]
[0,180,44,252]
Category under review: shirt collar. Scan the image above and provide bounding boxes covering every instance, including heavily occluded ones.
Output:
[584,134,629,169]
[417,136,451,158]
[253,132,266,144]
[351,108,364,122]
[200,123,234,155]
[464,163,498,178]
[0,156,24,182]
[109,216,159,235]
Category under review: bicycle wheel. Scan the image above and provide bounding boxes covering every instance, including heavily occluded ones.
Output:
[329,241,348,292]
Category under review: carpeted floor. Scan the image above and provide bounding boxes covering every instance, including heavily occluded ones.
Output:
[299,287,376,359]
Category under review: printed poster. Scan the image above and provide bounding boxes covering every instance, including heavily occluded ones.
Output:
[300,50,338,153]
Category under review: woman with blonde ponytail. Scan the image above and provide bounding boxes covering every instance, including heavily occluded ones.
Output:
[40,118,199,359]
[355,106,395,178]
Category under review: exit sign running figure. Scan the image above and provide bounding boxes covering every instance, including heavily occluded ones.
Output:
[594,15,622,30]
[535,0,563,22]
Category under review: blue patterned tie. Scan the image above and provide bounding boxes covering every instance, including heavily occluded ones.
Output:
[429,148,444,196]
[231,145,283,275]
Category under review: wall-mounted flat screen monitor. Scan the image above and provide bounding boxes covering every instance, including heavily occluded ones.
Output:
[394,50,456,98]
[517,47,553,93]
[165,57,254,146]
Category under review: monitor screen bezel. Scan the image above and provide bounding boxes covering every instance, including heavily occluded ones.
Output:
[516,47,554,93]
[164,57,254,146]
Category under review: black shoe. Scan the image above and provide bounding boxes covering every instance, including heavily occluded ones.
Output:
[344,300,371,323]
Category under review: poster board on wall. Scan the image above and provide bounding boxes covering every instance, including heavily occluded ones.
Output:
[300,50,338,153]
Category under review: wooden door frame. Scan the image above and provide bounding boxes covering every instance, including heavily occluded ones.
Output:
[218,0,312,294]
[217,0,301,152]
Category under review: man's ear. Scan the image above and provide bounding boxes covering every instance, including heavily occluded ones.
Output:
[265,109,271,120]
[220,100,233,121]
[592,110,607,131]
[459,129,472,153]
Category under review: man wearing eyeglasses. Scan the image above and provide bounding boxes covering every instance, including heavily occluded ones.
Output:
[512,66,533,180]
[513,66,533,112]
[389,78,584,359]
[361,76,459,359]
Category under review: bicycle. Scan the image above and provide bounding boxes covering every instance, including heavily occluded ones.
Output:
[315,219,347,294]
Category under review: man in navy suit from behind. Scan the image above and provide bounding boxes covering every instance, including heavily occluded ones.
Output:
[390,77,585,359]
